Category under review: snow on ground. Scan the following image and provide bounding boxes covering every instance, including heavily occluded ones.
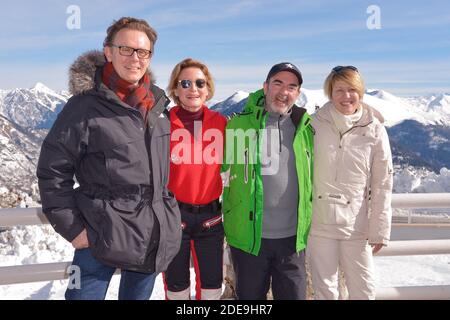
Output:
[0,270,184,300]
[394,167,450,193]
[0,225,215,300]
[374,255,450,288]
[0,225,449,299]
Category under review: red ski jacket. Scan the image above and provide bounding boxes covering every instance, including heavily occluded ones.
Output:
[168,106,227,205]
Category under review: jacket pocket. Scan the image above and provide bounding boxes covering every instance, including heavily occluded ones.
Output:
[222,196,242,215]
[314,193,353,225]
[202,215,223,229]
[155,194,182,272]
[92,197,152,267]
[74,191,104,246]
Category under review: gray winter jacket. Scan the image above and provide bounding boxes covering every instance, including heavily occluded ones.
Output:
[37,51,181,273]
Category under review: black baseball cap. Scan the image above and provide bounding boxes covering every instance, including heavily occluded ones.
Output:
[266,62,303,86]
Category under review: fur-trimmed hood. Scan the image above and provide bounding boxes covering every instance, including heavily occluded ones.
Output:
[68,50,155,96]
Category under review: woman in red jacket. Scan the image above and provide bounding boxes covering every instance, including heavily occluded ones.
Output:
[164,58,227,300]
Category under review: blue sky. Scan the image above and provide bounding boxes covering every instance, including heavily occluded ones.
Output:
[1,0,449,101]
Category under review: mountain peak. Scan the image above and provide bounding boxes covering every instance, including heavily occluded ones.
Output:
[428,93,450,111]
[366,89,399,102]
[30,82,54,94]
[229,91,249,102]
[29,82,69,102]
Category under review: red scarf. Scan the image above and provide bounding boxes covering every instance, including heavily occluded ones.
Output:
[102,62,155,125]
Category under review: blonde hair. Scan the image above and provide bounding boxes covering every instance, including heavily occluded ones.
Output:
[167,58,215,105]
[323,67,365,100]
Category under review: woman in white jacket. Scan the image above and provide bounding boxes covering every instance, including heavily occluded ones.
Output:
[308,66,393,300]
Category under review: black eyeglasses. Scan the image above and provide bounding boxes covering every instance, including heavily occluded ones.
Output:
[178,79,207,89]
[111,45,152,59]
[332,65,358,73]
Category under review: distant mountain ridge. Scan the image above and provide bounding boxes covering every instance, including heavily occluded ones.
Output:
[210,88,450,173]
[1,82,68,131]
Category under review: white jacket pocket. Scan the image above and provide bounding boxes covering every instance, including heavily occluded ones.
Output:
[314,193,354,225]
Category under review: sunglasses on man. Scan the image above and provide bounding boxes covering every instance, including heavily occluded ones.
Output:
[332,65,359,73]
[178,79,207,89]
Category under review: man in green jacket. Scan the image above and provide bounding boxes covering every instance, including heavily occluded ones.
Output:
[222,62,314,300]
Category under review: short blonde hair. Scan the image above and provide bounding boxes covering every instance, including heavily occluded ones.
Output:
[167,58,215,105]
[323,67,365,100]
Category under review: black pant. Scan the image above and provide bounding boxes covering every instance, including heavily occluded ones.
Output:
[230,236,306,300]
[164,207,224,298]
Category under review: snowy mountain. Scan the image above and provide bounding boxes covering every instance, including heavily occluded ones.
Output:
[0,83,69,197]
[388,120,450,172]
[0,115,43,194]
[1,84,450,202]
[211,88,450,127]
[210,89,450,173]
[2,82,68,131]
[210,90,249,115]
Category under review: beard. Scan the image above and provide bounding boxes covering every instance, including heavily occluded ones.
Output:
[265,101,293,115]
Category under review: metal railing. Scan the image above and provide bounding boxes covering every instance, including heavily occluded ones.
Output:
[1,193,450,299]
[392,193,450,225]
[373,239,450,299]
[391,193,450,208]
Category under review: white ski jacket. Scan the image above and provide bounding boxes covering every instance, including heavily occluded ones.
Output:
[310,102,393,245]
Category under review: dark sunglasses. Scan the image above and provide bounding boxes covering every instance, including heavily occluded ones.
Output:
[178,79,207,89]
[332,65,359,73]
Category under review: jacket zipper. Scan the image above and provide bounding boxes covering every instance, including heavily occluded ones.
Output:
[336,121,373,181]
[244,149,249,184]
[305,149,311,179]
[143,94,169,270]
[277,116,282,153]
[250,129,260,253]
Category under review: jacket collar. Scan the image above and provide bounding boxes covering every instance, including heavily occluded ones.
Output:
[68,50,156,96]
[316,101,385,127]
[68,50,169,119]
[244,88,311,131]
[170,105,219,131]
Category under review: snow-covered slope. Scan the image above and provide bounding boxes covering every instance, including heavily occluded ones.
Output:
[211,88,450,127]
[0,83,69,196]
[210,88,450,173]
[210,90,249,115]
[1,83,449,197]
[0,116,42,194]
[394,167,450,193]
[1,82,69,130]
